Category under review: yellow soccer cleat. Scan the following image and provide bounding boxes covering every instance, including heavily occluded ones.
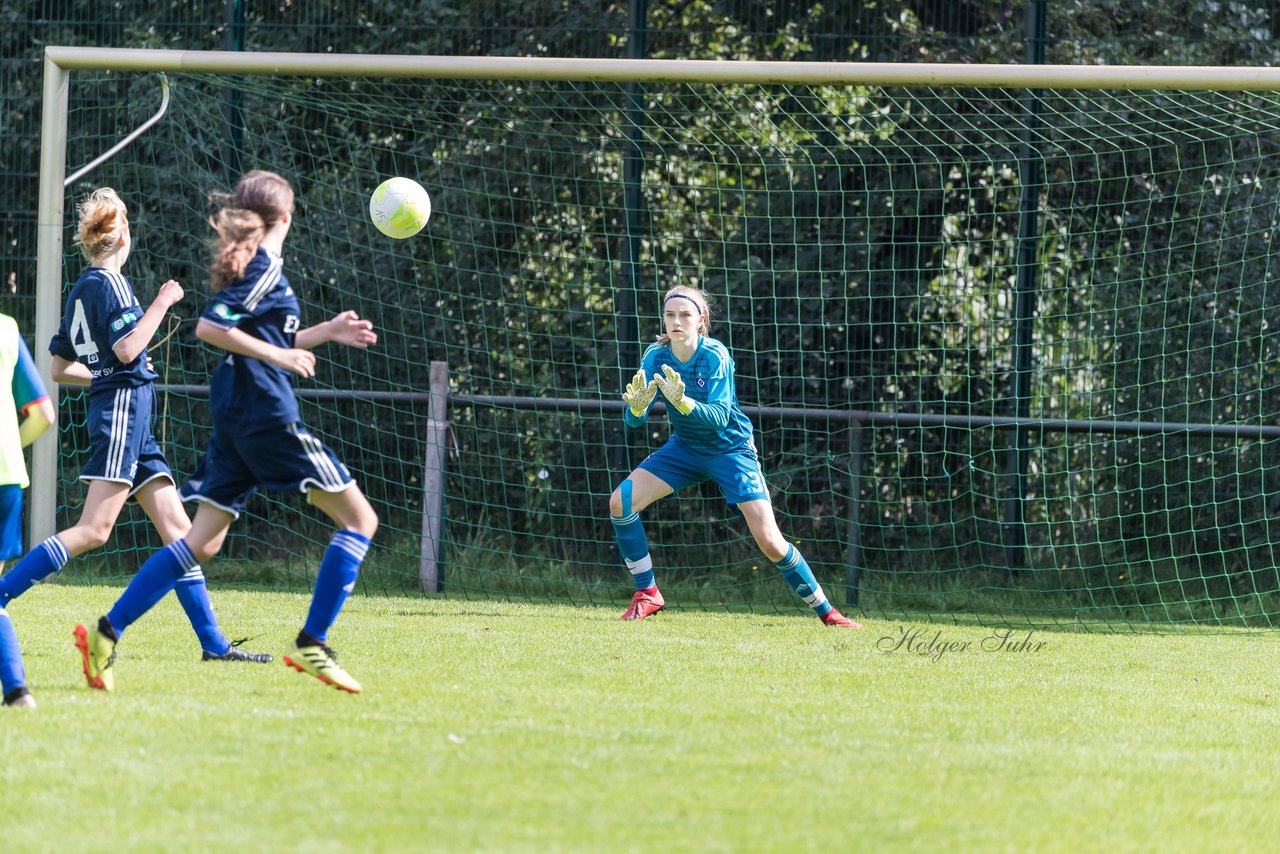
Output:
[283,642,362,694]
[73,620,117,692]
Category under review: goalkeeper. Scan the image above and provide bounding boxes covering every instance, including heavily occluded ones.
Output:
[610,284,860,627]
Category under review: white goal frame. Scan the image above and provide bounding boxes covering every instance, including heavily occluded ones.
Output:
[35,45,1280,543]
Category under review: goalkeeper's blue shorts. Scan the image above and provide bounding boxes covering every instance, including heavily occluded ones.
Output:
[637,434,769,506]
[181,421,353,518]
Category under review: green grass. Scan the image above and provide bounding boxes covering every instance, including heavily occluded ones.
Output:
[1,583,1277,852]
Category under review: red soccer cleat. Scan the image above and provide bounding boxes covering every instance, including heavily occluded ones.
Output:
[621,588,665,621]
[821,608,862,629]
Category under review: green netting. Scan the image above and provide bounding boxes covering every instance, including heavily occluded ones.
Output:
[48,65,1280,629]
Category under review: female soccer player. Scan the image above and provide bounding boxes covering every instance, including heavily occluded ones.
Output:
[610,284,861,628]
[0,313,55,708]
[77,171,379,694]
[0,189,271,691]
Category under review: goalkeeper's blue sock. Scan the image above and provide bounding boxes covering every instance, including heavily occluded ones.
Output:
[0,535,70,605]
[0,607,26,695]
[174,566,231,655]
[611,512,655,590]
[302,531,370,643]
[107,540,198,637]
[775,544,833,617]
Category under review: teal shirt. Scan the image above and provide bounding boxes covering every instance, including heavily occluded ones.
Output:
[624,335,756,456]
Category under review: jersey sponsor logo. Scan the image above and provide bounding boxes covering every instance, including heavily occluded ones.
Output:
[213,303,245,322]
[110,310,139,332]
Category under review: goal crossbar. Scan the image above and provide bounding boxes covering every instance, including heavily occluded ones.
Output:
[43,46,1280,90]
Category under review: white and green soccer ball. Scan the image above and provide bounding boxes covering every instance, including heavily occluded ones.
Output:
[369,176,431,239]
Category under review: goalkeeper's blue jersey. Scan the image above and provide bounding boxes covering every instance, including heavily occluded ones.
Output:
[49,267,158,392]
[199,247,302,434]
[625,335,755,455]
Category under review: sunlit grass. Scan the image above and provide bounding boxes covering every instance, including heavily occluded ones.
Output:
[1,583,1276,851]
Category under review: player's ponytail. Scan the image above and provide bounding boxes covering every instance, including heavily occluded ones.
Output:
[656,284,714,346]
[208,208,267,292]
[74,188,128,262]
[208,170,296,292]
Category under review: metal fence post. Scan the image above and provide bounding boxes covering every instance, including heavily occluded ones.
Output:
[419,360,449,592]
[845,420,864,606]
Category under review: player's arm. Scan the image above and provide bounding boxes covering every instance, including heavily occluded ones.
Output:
[112,279,184,365]
[51,354,92,386]
[295,310,377,351]
[12,337,54,446]
[19,397,55,448]
[195,318,317,378]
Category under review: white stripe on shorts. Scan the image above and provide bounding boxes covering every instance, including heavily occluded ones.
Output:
[290,425,345,488]
[107,388,132,479]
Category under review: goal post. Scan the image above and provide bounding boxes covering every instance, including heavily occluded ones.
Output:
[35,46,1280,627]
[32,51,71,549]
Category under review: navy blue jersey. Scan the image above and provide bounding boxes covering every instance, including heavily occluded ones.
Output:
[49,267,158,391]
[199,247,301,433]
[625,335,756,456]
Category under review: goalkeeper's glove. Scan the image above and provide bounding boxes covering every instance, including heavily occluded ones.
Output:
[622,369,658,418]
[654,364,697,415]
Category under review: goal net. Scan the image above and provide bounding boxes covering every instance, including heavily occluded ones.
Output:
[37,51,1280,628]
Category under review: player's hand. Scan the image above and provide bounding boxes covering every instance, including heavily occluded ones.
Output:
[328,310,377,349]
[271,347,317,378]
[622,369,657,418]
[156,279,185,309]
[654,364,696,415]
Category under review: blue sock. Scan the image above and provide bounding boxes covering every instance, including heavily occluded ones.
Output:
[611,512,655,590]
[0,607,26,695]
[0,536,70,605]
[302,531,370,643]
[174,567,230,655]
[107,540,199,637]
[775,544,833,616]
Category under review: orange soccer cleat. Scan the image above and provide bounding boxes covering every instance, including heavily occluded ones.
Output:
[620,588,666,621]
[820,608,863,629]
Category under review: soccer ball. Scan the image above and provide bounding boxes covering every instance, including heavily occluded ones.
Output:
[369,177,431,239]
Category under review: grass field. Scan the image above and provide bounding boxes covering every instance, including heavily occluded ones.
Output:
[1,583,1277,852]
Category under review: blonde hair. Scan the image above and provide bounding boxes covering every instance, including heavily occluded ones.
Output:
[657,284,713,345]
[74,188,128,261]
[208,170,295,292]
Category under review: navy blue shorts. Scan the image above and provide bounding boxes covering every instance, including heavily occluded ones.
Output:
[0,484,23,560]
[81,383,174,495]
[181,422,354,518]
[637,435,770,506]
